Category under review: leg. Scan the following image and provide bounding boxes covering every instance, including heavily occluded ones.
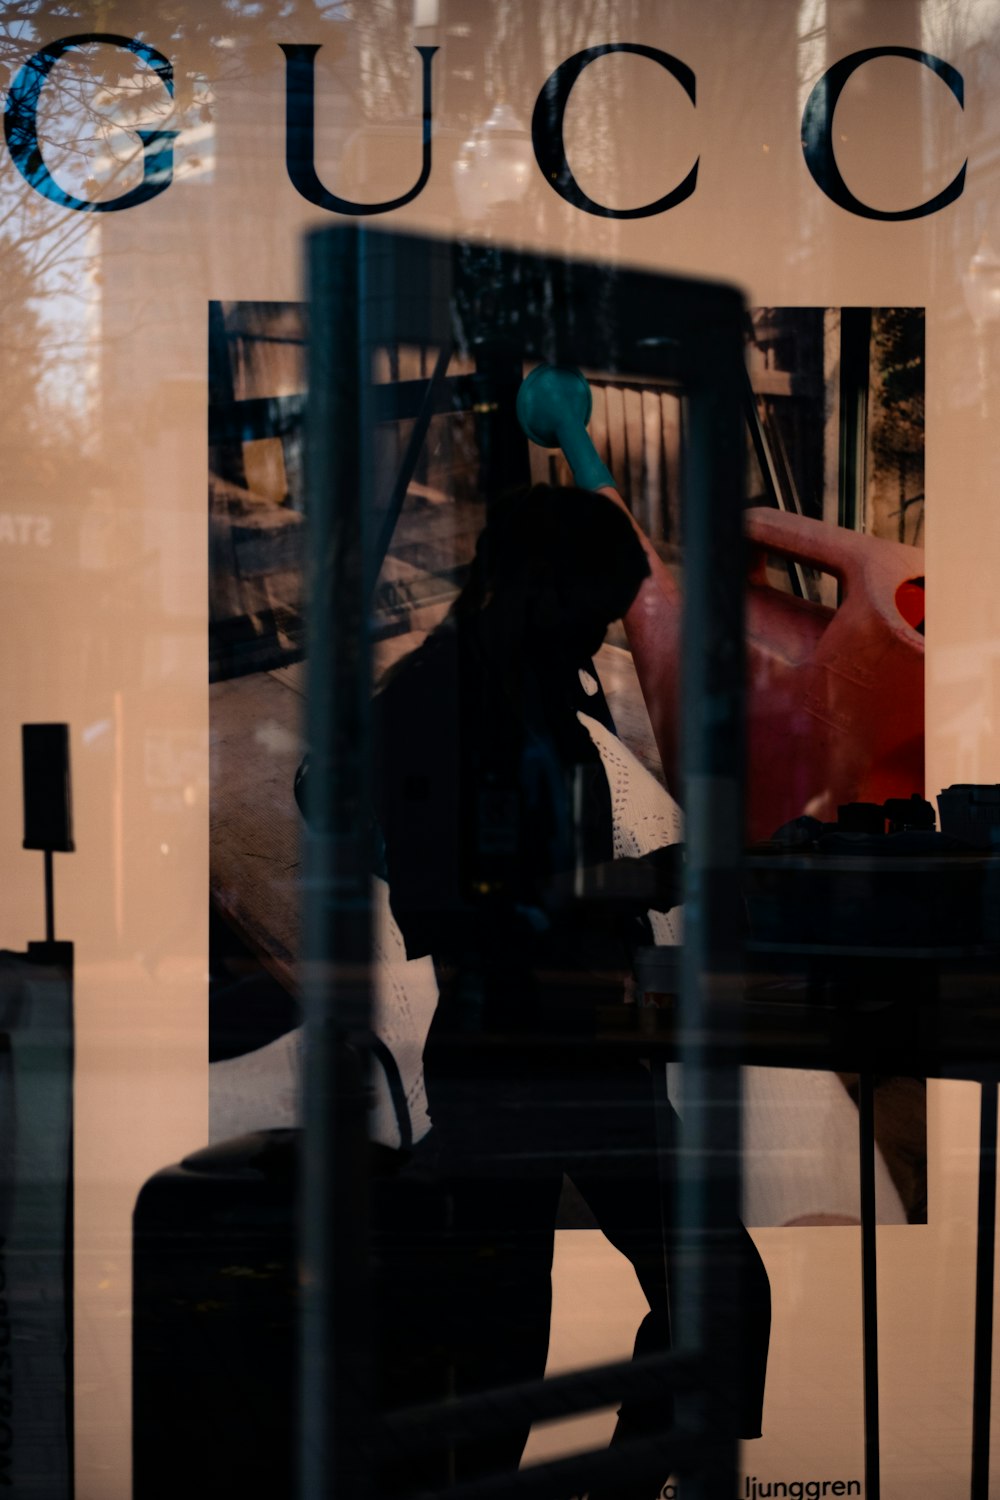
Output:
[569,1060,770,1497]
[372,1049,565,1491]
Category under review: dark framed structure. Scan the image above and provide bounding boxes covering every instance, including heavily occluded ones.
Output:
[300,227,749,1500]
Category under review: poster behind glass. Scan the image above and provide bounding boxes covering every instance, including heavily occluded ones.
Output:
[205,288,927,1231]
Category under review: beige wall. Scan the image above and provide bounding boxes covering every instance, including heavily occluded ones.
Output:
[0,3,996,1493]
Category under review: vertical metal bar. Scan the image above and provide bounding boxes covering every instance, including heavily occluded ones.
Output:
[373,343,452,577]
[740,370,808,599]
[858,1073,881,1500]
[64,956,75,1500]
[742,369,784,513]
[837,308,871,533]
[677,306,746,1500]
[971,1080,998,1500]
[471,348,533,505]
[300,227,374,1500]
[44,848,54,944]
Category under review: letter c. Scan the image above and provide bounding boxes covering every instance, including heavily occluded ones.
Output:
[532,43,698,219]
[4,34,177,212]
[801,46,965,220]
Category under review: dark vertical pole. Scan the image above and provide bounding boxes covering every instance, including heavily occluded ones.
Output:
[207,301,248,490]
[44,849,55,944]
[300,227,373,1500]
[65,958,75,1500]
[374,343,452,572]
[858,1073,881,1500]
[740,365,807,597]
[20,724,75,1496]
[838,308,871,533]
[971,1080,997,1500]
[676,301,746,1500]
[472,348,532,505]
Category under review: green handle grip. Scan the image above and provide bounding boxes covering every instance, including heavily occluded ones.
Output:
[516,365,615,492]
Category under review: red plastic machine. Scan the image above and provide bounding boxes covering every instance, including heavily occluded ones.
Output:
[625,507,925,844]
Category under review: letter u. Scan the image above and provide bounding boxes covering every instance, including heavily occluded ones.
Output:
[280,43,437,214]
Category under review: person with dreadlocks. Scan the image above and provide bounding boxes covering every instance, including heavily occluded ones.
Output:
[370,469,769,1498]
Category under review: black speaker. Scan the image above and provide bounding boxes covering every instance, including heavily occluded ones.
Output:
[21,724,74,852]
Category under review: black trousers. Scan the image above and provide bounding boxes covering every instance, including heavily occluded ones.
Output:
[372,1020,771,1494]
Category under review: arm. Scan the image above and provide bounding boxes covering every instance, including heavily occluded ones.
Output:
[548,842,684,914]
[517,365,683,792]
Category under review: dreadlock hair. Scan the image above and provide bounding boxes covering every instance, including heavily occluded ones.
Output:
[453,484,649,656]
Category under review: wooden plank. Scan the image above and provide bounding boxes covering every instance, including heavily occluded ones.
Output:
[748,367,822,399]
[374,630,429,684]
[641,389,663,543]
[604,384,627,496]
[269,661,307,698]
[623,385,645,519]
[661,391,682,546]
[589,384,609,485]
[211,672,304,993]
[212,636,435,987]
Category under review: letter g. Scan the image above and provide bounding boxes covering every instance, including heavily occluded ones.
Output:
[4,34,177,212]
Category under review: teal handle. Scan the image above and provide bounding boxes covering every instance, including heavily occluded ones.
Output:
[516,365,615,492]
